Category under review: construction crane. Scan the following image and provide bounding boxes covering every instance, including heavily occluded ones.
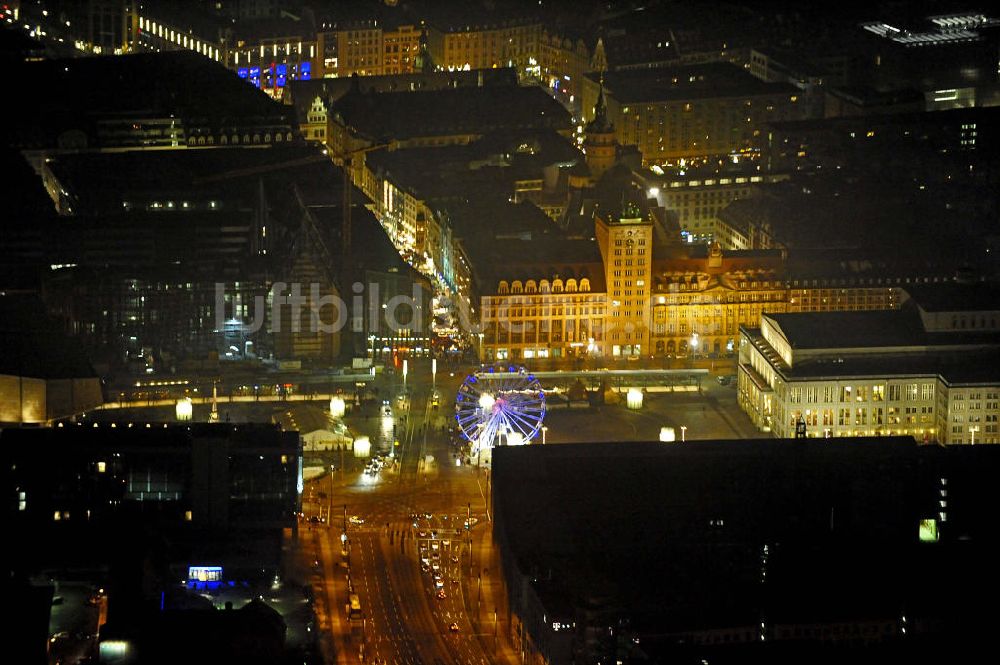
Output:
[336,141,394,260]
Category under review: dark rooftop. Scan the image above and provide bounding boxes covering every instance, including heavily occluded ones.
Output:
[0,294,97,379]
[0,421,297,451]
[750,307,1000,384]
[766,309,929,350]
[286,68,518,123]
[7,51,292,149]
[904,281,1000,313]
[591,62,798,104]
[332,85,572,141]
[492,439,927,634]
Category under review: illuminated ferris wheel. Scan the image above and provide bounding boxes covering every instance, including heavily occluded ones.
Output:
[455,366,546,453]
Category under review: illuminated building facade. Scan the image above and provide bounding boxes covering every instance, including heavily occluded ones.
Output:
[426,19,541,71]
[580,63,809,165]
[58,0,139,56]
[597,202,654,357]
[644,170,788,246]
[537,30,590,108]
[479,236,913,364]
[649,245,786,358]
[480,257,607,362]
[315,22,423,78]
[738,284,1000,443]
[382,23,422,75]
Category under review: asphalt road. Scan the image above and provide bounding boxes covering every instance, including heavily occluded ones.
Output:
[309,367,498,665]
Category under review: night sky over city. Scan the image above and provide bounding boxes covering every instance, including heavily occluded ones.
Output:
[3,1,1000,663]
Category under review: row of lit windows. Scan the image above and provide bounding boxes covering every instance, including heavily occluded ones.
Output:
[139,16,220,61]
[789,406,932,428]
[483,306,603,318]
[498,279,591,294]
[786,383,935,404]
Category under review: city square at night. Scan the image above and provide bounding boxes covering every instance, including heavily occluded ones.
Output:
[3,1,1000,663]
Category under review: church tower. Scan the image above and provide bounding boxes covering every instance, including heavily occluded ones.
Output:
[584,82,617,182]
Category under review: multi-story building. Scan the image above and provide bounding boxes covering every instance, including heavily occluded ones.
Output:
[285,67,519,145]
[2,423,301,580]
[358,148,456,290]
[597,201,654,357]
[580,63,811,165]
[858,11,1000,110]
[738,283,1000,443]
[381,23,421,75]
[477,235,607,362]
[319,20,383,77]
[492,439,1000,663]
[642,168,789,246]
[51,0,139,56]
[426,17,541,72]
[765,106,999,174]
[476,222,936,364]
[327,81,572,154]
[8,51,297,162]
[536,29,590,109]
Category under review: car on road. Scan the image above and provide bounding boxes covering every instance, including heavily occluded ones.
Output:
[442,540,450,547]
[448,622,460,633]
[450,555,459,563]
[435,579,445,589]
[349,515,365,525]
[418,531,428,538]
[436,590,447,600]
[421,564,430,573]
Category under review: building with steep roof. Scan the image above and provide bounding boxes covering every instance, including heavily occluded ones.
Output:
[582,83,617,182]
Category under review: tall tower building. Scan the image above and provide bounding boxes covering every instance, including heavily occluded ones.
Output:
[584,83,617,182]
[596,200,653,357]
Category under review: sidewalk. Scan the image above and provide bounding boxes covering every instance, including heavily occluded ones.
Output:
[470,524,521,665]
[318,531,354,664]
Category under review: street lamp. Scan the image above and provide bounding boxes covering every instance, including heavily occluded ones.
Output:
[680,425,687,442]
[541,425,548,445]
[690,332,699,366]
[970,425,980,444]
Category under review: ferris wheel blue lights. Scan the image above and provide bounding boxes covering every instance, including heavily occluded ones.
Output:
[455,366,546,453]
